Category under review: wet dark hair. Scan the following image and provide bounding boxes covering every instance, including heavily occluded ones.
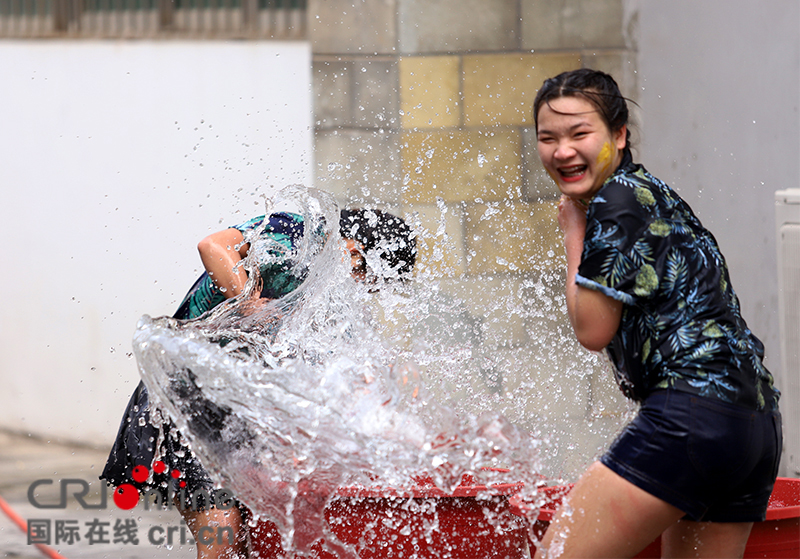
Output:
[533,68,632,150]
[339,209,417,280]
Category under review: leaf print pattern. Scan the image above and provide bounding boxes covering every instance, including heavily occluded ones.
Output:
[663,249,689,296]
[635,186,657,206]
[686,369,736,401]
[634,264,658,297]
[575,151,779,411]
[648,219,672,237]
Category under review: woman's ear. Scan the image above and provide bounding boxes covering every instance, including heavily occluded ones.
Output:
[614,124,628,151]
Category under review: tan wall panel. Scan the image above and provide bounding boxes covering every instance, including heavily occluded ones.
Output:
[399,56,461,129]
[520,0,626,51]
[465,200,561,275]
[401,129,521,204]
[463,52,581,127]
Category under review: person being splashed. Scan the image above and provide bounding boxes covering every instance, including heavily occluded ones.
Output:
[101,185,416,559]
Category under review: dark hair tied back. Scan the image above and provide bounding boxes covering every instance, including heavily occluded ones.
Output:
[533,68,632,150]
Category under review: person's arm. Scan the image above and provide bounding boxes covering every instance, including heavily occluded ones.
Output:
[558,196,623,351]
[197,228,251,299]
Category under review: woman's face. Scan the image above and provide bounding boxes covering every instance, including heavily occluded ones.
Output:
[345,238,367,281]
[536,95,627,201]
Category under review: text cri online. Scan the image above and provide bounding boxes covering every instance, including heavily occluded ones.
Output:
[149,523,234,546]
[27,518,235,547]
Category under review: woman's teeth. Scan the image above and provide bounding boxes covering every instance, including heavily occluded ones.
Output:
[560,165,586,177]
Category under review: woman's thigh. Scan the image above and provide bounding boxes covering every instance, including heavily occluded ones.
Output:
[662,519,753,559]
[534,462,684,559]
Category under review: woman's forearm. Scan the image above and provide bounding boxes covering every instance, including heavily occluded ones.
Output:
[198,228,249,299]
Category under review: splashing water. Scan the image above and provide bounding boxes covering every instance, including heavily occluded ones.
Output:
[134,186,547,554]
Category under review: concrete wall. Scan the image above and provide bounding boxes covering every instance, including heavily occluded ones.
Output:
[0,41,313,446]
[635,0,800,475]
[309,0,638,479]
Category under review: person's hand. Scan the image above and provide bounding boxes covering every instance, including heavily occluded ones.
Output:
[237,296,273,316]
[557,195,588,237]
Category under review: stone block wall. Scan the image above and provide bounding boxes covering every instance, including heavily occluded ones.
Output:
[308,0,637,479]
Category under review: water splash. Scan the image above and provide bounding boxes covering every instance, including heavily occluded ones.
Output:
[134,186,545,554]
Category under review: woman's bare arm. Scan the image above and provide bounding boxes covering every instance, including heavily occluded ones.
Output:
[197,228,250,299]
[558,196,623,351]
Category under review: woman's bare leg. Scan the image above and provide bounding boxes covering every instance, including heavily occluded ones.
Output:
[534,461,685,559]
[180,505,248,559]
[662,519,752,559]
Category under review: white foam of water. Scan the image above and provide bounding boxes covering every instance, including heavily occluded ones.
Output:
[134,186,545,554]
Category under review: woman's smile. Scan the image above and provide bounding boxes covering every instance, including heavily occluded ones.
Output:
[558,164,589,182]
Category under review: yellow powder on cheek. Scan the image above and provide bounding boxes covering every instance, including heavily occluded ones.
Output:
[597,141,612,174]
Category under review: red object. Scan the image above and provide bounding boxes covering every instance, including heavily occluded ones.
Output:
[523,477,800,559]
[248,472,529,558]
[0,493,69,559]
[249,476,799,558]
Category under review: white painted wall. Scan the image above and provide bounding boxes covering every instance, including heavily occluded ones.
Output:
[635,1,800,474]
[0,41,313,447]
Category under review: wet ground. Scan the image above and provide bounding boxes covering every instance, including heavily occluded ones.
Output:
[0,430,195,559]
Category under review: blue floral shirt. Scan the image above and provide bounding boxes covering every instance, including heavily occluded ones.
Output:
[174,212,305,320]
[576,151,779,411]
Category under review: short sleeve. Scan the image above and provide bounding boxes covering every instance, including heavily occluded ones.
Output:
[576,178,662,305]
[231,215,265,234]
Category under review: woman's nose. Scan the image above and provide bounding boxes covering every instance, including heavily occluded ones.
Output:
[554,141,576,160]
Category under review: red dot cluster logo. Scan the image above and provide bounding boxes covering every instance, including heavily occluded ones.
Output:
[112,461,183,510]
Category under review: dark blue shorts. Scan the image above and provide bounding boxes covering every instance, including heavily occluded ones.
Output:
[601,389,782,522]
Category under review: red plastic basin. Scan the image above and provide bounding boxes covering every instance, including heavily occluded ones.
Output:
[249,473,530,558]
[525,477,800,559]
[249,477,799,558]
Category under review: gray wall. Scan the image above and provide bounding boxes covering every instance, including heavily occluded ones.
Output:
[635,0,800,384]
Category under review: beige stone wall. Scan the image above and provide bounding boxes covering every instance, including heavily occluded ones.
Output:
[308,0,637,479]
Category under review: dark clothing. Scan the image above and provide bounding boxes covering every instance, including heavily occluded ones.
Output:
[577,151,779,411]
[602,389,782,522]
[582,151,782,520]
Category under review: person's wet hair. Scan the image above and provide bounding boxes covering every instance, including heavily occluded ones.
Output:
[533,68,633,150]
[339,209,417,281]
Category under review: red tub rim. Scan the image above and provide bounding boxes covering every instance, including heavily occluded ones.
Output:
[335,470,527,499]
[336,482,526,499]
[765,477,800,520]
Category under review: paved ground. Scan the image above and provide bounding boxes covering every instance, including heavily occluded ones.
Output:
[0,430,195,559]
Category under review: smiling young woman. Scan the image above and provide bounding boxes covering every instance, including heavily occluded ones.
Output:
[530,69,782,559]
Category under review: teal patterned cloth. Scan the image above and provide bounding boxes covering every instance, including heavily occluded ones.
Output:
[175,212,305,320]
[577,151,779,411]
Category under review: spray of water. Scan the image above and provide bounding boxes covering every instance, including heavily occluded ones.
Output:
[134,186,548,554]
